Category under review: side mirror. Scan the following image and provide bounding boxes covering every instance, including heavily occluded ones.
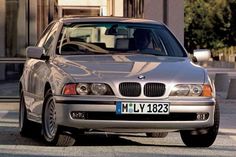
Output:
[193,49,211,62]
[26,46,47,59]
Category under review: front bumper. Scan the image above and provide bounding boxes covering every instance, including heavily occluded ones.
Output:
[54,95,216,132]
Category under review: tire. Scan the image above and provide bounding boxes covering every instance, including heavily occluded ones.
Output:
[180,103,220,147]
[42,89,75,146]
[19,91,40,137]
[146,132,168,138]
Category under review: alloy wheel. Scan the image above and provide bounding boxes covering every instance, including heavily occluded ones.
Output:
[44,96,58,141]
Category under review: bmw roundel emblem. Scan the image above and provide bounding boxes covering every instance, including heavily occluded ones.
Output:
[138,75,146,80]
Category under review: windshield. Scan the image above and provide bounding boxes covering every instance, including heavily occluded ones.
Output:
[57,23,187,57]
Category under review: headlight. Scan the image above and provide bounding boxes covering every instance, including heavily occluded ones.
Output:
[91,83,107,95]
[76,83,90,95]
[170,84,211,97]
[189,85,203,96]
[63,83,114,96]
[170,85,190,96]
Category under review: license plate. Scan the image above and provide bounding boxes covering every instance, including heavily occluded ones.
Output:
[116,102,169,114]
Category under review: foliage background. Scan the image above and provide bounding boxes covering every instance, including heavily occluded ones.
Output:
[184,0,236,53]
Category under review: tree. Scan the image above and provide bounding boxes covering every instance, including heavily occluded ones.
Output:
[184,0,234,53]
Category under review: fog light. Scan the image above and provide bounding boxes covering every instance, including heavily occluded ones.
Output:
[196,113,209,120]
[71,111,85,119]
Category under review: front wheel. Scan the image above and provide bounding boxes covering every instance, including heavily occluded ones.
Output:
[42,89,75,146]
[180,103,220,147]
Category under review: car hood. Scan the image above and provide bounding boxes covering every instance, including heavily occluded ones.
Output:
[53,54,206,84]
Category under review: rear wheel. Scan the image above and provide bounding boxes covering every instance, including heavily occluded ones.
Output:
[19,91,40,137]
[42,89,75,146]
[146,132,168,138]
[180,103,220,147]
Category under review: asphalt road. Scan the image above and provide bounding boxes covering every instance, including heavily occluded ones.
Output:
[0,96,236,157]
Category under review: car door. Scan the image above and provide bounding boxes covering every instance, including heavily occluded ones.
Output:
[26,22,61,121]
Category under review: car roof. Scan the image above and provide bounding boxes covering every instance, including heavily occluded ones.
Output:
[59,16,163,25]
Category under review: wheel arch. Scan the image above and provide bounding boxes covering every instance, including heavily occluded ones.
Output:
[42,82,52,114]
[42,82,53,123]
[44,82,52,97]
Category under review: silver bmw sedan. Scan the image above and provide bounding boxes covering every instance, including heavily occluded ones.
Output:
[19,17,219,147]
